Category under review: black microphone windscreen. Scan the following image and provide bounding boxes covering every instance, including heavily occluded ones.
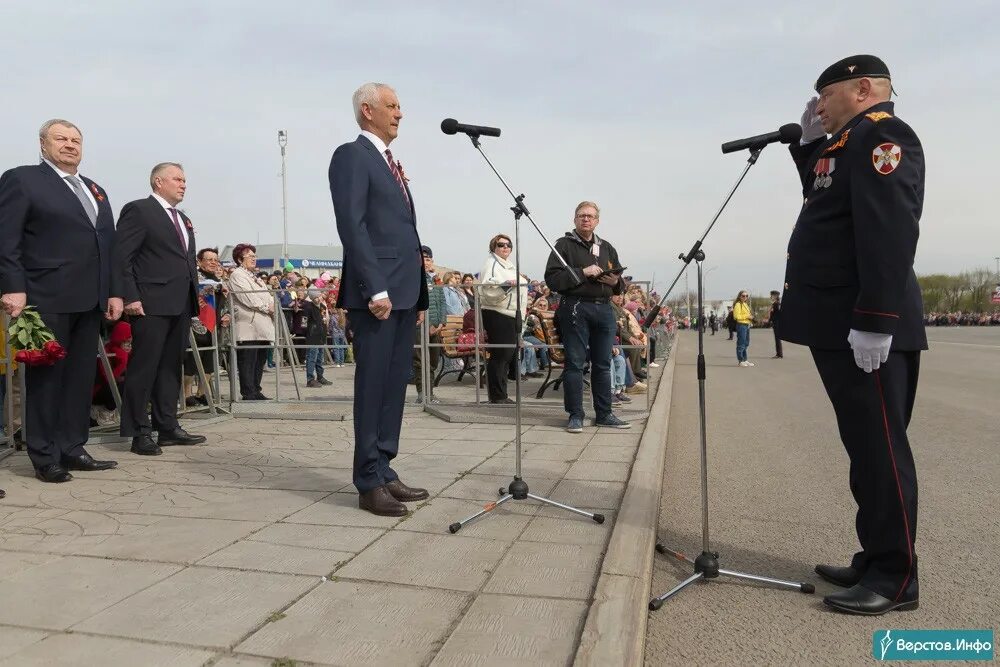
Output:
[441,118,459,135]
[779,123,803,144]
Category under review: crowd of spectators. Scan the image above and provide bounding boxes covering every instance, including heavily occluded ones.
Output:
[99,239,675,412]
[924,311,1000,326]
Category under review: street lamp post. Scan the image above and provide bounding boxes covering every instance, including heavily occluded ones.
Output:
[994,256,999,280]
[278,130,289,267]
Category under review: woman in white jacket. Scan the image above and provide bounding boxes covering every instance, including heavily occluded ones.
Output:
[227,243,276,400]
[479,234,528,403]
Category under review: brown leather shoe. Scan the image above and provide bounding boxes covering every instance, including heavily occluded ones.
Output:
[385,479,429,502]
[359,486,408,517]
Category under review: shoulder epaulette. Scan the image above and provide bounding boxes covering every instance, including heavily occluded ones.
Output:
[865,111,893,123]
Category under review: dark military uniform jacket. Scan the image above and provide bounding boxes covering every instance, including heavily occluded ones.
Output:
[779,101,927,351]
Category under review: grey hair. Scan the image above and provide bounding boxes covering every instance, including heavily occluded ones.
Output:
[38,118,81,140]
[352,83,393,125]
[150,162,184,189]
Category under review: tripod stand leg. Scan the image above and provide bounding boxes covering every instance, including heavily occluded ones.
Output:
[718,568,815,594]
[527,493,604,523]
[449,494,514,533]
[649,571,703,610]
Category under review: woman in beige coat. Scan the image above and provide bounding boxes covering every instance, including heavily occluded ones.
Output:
[228,244,276,399]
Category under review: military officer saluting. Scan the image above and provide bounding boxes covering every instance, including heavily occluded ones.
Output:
[779,55,926,615]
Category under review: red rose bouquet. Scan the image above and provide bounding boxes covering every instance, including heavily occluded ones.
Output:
[7,306,66,366]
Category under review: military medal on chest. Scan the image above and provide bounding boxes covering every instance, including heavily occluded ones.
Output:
[813,157,836,189]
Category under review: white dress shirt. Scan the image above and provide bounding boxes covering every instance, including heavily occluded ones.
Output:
[151,192,188,250]
[44,158,98,214]
[359,130,396,303]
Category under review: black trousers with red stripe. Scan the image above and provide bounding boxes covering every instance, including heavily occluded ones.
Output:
[811,348,920,601]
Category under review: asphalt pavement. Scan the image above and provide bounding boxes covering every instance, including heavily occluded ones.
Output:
[645,326,999,665]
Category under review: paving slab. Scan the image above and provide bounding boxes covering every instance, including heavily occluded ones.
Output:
[432,594,588,666]
[520,508,616,547]
[549,479,625,510]
[74,566,316,648]
[13,481,327,522]
[0,627,48,660]
[1,511,264,563]
[236,580,469,666]
[336,530,508,592]
[0,555,181,630]
[565,460,632,483]
[471,454,573,479]
[577,443,638,463]
[0,634,213,667]
[198,539,355,576]
[483,541,605,599]
[246,522,384,553]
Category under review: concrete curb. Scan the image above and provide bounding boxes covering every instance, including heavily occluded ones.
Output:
[574,339,678,666]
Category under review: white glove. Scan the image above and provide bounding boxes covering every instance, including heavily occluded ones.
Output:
[847,329,892,373]
[800,96,826,144]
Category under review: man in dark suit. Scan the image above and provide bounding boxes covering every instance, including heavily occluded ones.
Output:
[112,162,206,456]
[0,119,122,483]
[329,82,429,517]
[781,56,926,615]
[768,290,782,358]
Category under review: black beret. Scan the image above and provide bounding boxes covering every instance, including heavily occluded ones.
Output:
[815,55,891,92]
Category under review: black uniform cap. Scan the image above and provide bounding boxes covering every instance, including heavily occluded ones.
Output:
[815,55,891,92]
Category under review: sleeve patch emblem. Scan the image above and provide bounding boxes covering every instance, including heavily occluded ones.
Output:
[872,143,902,174]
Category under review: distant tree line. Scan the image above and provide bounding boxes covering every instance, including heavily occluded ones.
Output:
[918,268,998,313]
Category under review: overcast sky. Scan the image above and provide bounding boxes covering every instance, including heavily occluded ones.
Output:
[2,1,996,299]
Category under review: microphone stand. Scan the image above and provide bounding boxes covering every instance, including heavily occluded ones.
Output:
[647,146,814,610]
[447,132,604,533]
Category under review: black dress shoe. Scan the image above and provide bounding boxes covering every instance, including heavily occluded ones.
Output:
[0,489,5,499]
[489,398,516,404]
[35,464,73,483]
[157,428,207,446]
[62,453,118,471]
[184,396,200,407]
[130,435,162,456]
[823,584,918,616]
[254,392,269,400]
[815,563,862,588]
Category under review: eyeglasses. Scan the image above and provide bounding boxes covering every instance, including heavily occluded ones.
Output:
[495,242,511,248]
[576,214,598,220]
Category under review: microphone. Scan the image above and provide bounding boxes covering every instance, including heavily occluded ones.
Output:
[441,118,501,138]
[720,123,802,154]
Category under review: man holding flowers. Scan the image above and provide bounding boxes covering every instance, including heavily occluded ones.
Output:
[0,119,122,483]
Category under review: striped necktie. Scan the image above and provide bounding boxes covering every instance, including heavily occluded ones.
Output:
[383,149,409,206]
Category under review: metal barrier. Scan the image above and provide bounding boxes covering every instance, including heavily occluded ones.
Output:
[0,282,670,456]
[221,284,655,416]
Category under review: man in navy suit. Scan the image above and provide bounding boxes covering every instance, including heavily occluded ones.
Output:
[113,162,207,456]
[0,119,122,483]
[329,82,429,517]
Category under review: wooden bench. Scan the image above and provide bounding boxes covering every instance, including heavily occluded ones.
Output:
[434,314,484,387]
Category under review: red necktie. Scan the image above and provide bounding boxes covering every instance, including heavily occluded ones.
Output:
[383,149,409,206]
[168,208,186,249]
